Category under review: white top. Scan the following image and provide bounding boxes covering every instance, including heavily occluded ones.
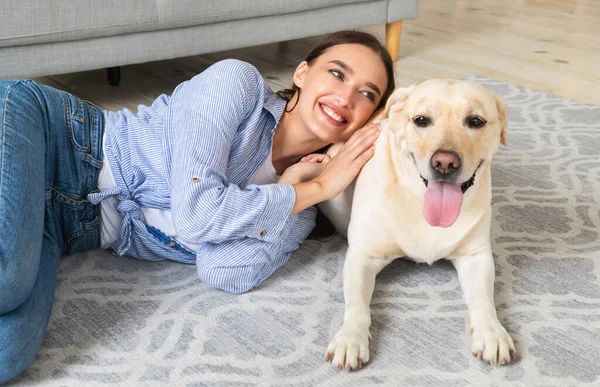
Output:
[98,135,280,250]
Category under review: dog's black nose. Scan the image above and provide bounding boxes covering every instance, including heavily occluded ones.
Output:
[431,150,461,176]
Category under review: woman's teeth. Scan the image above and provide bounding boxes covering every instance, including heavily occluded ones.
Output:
[322,104,345,123]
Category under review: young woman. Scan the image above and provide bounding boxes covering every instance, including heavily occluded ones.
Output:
[0,30,395,382]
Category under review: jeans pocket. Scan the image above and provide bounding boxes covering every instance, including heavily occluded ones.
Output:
[65,215,102,255]
[45,188,101,255]
[64,94,92,151]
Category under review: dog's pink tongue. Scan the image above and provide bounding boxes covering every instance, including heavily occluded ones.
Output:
[423,180,463,228]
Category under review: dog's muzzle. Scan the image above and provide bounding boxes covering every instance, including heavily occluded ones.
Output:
[420,160,483,194]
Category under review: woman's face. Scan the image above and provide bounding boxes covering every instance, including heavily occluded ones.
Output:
[293,43,389,144]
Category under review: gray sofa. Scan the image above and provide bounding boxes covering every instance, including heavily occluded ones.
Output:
[0,0,418,82]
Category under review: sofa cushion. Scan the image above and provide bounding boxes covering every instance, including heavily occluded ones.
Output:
[157,0,367,29]
[0,0,159,48]
[0,0,370,48]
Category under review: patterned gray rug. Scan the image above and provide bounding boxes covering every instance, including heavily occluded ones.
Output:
[7,76,600,387]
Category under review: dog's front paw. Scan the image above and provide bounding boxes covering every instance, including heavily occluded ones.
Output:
[325,326,371,371]
[470,318,516,365]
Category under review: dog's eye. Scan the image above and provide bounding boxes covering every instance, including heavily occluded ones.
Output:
[467,116,486,128]
[413,116,430,127]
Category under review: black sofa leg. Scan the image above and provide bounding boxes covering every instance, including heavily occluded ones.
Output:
[107,67,121,86]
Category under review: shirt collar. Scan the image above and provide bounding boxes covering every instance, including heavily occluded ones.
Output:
[262,84,287,135]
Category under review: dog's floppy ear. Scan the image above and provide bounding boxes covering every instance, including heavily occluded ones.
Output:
[381,83,417,120]
[495,95,508,147]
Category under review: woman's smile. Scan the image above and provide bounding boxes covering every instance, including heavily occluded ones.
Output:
[319,102,348,125]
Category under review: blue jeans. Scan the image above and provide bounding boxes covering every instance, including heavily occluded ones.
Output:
[0,80,103,383]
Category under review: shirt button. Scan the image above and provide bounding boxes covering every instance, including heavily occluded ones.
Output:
[260,229,267,237]
[192,178,200,183]
[169,242,176,248]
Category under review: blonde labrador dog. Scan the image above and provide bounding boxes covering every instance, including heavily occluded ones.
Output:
[319,79,516,371]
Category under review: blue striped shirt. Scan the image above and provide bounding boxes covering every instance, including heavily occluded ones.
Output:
[88,59,317,294]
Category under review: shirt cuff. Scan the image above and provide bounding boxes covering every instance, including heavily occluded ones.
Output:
[251,183,296,243]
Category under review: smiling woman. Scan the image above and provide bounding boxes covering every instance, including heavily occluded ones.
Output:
[0,30,394,383]
[273,31,395,232]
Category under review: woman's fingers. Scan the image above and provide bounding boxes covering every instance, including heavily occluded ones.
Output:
[344,122,380,150]
[356,145,376,165]
[301,153,332,163]
[338,126,380,162]
[344,124,376,147]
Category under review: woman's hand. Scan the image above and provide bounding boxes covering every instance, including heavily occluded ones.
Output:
[286,121,381,215]
[279,154,331,185]
[312,121,381,199]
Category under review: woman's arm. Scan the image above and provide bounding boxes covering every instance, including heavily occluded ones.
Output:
[169,59,298,247]
[195,207,316,294]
